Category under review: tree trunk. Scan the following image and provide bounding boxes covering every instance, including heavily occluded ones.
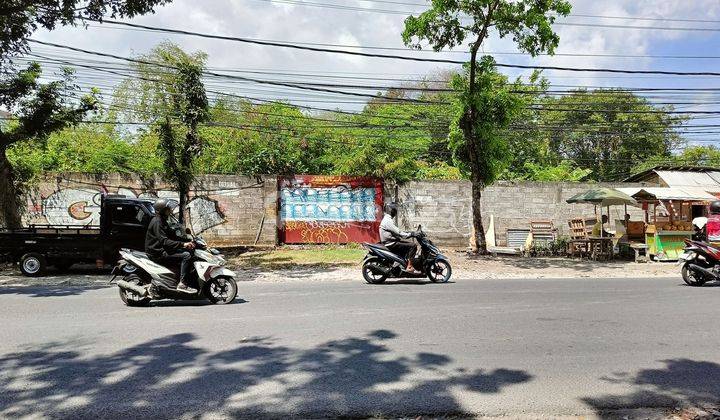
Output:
[470,173,487,253]
[178,179,188,226]
[462,118,487,253]
[0,145,22,229]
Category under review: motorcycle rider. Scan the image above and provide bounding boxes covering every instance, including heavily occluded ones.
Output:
[145,199,197,293]
[707,200,720,243]
[380,202,420,274]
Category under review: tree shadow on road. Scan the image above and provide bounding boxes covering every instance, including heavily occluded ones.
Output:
[0,285,110,297]
[582,359,720,418]
[0,330,532,418]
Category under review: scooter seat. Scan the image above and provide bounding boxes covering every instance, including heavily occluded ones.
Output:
[130,250,149,259]
[364,242,391,251]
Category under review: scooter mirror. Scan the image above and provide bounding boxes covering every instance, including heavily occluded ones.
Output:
[185,228,192,234]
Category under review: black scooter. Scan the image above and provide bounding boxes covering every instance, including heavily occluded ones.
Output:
[361,225,452,284]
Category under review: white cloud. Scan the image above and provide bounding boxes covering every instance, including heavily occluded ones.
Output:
[27,0,720,107]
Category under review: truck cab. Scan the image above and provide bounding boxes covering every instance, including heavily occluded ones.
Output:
[0,194,156,276]
[101,195,156,254]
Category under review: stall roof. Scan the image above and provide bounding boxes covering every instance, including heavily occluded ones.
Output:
[616,187,717,202]
[624,165,720,190]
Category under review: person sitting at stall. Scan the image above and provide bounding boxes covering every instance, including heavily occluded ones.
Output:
[693,216,708,242]
[592,215,610,237]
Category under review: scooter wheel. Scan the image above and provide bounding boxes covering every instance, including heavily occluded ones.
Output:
[427,260,452,283]
[204,276,237,304]
[362,259,388,284]
[119,274,151,307]
[681,264,706,287]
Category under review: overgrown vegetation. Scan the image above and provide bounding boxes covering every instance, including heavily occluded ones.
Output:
[4,55,696,187]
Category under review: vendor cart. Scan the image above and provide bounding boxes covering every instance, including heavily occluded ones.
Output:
[617,187,716,261]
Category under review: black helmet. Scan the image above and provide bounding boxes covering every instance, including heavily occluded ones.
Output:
[711,200,720,215]
[384,202,398,217]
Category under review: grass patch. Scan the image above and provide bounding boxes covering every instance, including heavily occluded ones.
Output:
[231,247,367,270]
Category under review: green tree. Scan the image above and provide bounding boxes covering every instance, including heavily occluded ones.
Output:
[0,0,171,61]
[536,89,686,181]
[634,145,720,173]
[198,99,331,177]
[7,115,162,178]
[0,63,96,228]
[116,42,209,225]
[156,62,209,226]
[402,0,571,252]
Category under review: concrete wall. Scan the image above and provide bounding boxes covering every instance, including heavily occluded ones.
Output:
[24,173,278,246]
[24,173,650,248]
[480,181,647,247]
[389,180,648,248]
[388,180,473,247]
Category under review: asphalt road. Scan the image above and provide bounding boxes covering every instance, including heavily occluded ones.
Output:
[1,274,719,419]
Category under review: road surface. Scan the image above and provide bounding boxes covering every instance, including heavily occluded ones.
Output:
[1,274,718,418]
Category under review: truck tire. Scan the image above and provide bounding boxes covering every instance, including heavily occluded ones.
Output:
[20,253,47,277]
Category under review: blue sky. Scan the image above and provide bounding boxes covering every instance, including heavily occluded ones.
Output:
[26,0,720,145]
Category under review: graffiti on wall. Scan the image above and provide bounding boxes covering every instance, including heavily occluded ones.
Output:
[36,186,226,234]
[279,175,383,244]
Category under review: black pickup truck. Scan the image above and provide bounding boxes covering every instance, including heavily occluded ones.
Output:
[0,194,155,276]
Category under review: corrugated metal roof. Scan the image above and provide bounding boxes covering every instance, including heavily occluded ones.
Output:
[624,166,720,183]
[616,187,717,201]
[655,170,720,189]
[705,171,720,186]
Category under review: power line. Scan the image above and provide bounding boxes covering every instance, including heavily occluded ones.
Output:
[82,23,720,61]
[28,39,447,104]
[25,52,453,126]
[28,49,720,120]
[247,0,720,27]
[69,21,720,77]
[553,22,720,33]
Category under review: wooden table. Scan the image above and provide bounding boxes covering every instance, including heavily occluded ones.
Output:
[587,236,614,260]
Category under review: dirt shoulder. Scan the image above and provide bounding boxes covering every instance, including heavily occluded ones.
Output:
[229,249,679,283]
[0,250,679,287]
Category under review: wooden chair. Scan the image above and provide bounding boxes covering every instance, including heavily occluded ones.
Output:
[530,219,557,248]
[567,217,590,257]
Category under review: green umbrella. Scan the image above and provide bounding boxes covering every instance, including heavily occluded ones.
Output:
[566,187,639,207]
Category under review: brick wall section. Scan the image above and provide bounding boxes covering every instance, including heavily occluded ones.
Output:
[25,173,278,246]
[388,180,648,247]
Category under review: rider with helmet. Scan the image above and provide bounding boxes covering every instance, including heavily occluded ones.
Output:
[380,202,420,274]
[145,199,196,293]
[706,200,720,243]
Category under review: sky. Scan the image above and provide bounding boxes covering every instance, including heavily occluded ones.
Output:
[25,0,720,145]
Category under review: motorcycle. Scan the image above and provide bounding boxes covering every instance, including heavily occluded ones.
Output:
[679,238,720,286]
[361,225,452,284]
[111,235,238,306]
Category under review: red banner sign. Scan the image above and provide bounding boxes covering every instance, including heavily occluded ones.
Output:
[278,175,383,244]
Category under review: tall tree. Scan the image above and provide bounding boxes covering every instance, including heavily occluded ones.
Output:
[537,89,686,181]
[116,43,209,225]
[635,145,720,174]
[0,63,96,228]
[402,0,571,253]
[0,0,171,62]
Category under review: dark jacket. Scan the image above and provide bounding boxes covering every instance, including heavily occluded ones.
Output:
[145,215,183,258]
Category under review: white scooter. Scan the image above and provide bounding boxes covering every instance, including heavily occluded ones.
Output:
[111,236,238,306]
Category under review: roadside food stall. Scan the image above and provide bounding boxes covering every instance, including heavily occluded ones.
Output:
[566,188,639,260]
[617,187,717,261]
